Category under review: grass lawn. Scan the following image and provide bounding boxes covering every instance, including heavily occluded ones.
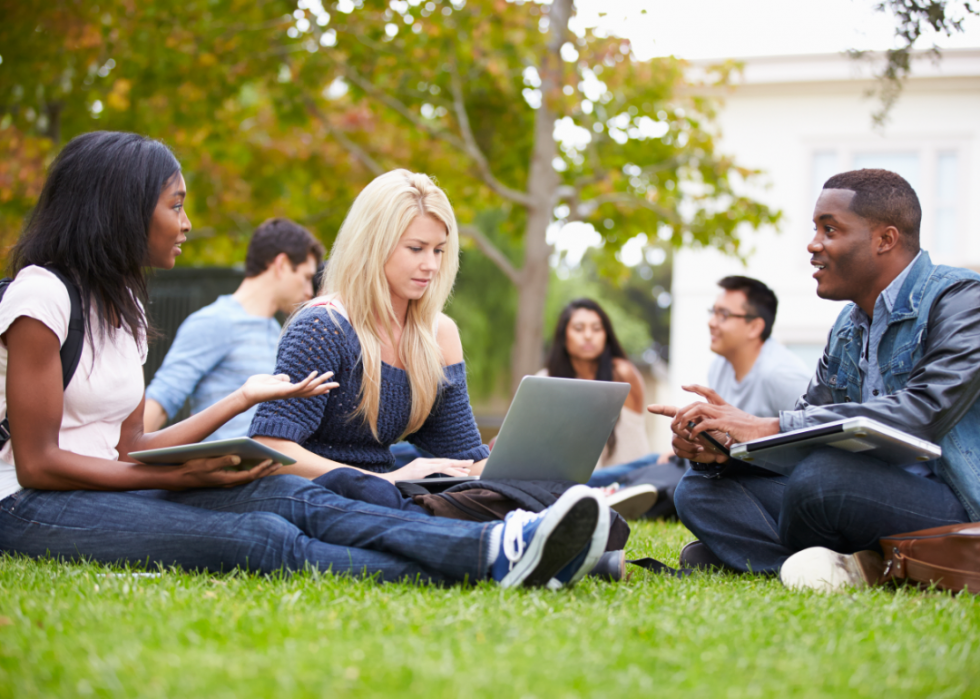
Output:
[1,520,978,698]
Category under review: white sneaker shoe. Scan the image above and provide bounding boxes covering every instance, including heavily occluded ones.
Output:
[780,547,884,592]
[604,484,658,520]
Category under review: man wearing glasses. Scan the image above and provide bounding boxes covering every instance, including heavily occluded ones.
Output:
[706,276,811,420]
[586,277,809,522]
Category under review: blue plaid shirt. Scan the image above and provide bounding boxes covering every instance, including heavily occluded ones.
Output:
[146,295,280,441]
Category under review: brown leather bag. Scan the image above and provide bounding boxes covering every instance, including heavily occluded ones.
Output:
[880,523,980,593]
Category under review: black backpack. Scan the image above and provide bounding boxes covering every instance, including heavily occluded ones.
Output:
[0,267,84,449]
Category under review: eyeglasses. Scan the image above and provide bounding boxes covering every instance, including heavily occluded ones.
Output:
[707,307,758,322]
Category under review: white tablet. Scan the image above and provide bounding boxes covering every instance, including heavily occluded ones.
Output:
[129,437,296,471]
[730,417,941,474]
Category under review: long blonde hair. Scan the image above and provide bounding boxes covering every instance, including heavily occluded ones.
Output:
[316,169,460,439]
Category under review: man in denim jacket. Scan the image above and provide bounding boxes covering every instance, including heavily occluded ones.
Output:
[651,169,980,591]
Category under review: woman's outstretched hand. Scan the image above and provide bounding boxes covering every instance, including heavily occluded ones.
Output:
[239,371,339,408]
[380,458,474,483]
[170,456,281,490]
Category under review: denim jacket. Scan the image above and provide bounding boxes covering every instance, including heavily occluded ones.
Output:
[780,252,980,520]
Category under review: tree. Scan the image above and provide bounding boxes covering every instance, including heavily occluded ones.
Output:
[299,0,779,391]
[859,0,979,125]
[1,0,780,392]
[0,0,370,261]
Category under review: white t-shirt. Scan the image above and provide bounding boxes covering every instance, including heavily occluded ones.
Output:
[0,266,147,500]
[707,339,812,419]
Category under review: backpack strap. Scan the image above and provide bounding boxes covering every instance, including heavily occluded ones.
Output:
[44,267,85,389]
[0,266,84,449]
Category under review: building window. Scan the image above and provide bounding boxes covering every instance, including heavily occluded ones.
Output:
[935,152,959,256]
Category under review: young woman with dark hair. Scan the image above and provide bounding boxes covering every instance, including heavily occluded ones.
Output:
[542,299,649,470]
[0,131,606,588]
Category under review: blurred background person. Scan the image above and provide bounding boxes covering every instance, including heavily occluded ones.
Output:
[541,298,649,471]
[707,276,811,419]
[144,218,324,440]
[537,299,658,518]
[587,276,812,520]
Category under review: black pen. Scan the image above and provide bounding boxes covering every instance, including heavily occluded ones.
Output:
[687,420,731,457]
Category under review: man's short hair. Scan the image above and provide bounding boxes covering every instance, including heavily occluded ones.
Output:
[245,218,325,277]
[718,275,778,341]
[822,169,921,252]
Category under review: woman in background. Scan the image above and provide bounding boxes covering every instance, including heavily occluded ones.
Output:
[541,300,664,520]
[543,298,650,473]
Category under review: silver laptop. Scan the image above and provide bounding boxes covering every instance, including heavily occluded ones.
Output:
[403,375,630,485]
[730,417,941,474]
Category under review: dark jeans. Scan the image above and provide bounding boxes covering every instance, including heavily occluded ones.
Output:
[313,468,428,514]
[0,474,493,583]
[674,448,970,574]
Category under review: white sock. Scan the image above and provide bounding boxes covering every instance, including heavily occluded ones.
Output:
[486,523,503,566]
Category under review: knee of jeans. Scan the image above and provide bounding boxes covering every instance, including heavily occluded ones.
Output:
[313,467,372,491]
[784,449,853,506]
[674,470,710,527]
[235,510,306,566]
[236,510,294,545]
[263,473,322,497]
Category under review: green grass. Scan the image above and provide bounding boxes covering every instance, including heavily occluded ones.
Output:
[2,521,978,698]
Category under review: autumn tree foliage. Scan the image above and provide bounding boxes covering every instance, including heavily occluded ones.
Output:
[1,0,781,387]
[0,0,368,263]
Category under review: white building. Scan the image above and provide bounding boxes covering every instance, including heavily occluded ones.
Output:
[667,48,980,422]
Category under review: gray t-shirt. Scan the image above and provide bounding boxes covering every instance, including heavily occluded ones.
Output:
[708,339,812,418]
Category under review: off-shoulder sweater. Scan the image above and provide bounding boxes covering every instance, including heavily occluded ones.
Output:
[249,305,489,473]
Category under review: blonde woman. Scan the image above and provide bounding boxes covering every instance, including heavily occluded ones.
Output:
[250,170,489,486]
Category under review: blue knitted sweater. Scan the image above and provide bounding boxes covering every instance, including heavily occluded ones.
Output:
[249,305,489,473]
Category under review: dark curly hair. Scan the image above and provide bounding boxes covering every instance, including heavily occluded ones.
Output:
[823,169,921,252]
[244,218,325,278]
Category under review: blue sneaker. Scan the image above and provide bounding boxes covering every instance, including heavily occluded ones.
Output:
[490,485,602,588]
[547,491,610,589]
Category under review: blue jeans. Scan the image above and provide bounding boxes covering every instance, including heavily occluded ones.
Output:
[674,448,970,574]
[313,468,428,514]
[587,453,661,487]
[0,474,493,583]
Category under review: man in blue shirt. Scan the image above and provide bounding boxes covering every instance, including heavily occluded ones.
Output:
[144,218,325,441]
[651,169,980,591]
